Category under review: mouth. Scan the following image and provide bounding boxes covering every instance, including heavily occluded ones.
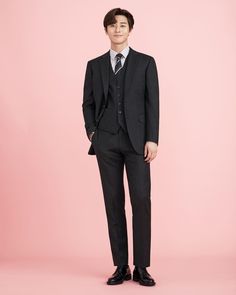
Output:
[114,35,122,37]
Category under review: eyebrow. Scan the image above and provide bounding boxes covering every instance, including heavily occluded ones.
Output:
[111,22,128,25]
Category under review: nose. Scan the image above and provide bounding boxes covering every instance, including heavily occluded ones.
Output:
[115,26,120,32]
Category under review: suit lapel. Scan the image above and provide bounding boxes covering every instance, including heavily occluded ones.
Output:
[99,47,137,104]
[100,50,109,103]
[124,47,137,97]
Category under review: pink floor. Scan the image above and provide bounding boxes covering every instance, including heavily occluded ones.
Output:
[0,256,235,295]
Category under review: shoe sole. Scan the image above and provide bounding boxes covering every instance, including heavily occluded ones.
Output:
[133,275,156,286]
[107,273,132,285]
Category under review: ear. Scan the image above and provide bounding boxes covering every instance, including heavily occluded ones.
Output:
[128,28,132,36]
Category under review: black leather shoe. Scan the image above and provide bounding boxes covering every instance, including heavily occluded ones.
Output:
[107,265,131,285]
[133,266,156,286]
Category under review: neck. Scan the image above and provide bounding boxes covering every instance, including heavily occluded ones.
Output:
[111,41,128,52]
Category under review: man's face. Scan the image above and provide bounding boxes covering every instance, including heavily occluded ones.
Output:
[105,15,131,45]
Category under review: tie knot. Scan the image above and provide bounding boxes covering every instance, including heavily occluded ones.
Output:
[115,53,123,60]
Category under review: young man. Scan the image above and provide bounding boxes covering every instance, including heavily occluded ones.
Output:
[82,8,159,287]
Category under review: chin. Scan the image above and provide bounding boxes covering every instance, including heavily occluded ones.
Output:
[113,39,125,44]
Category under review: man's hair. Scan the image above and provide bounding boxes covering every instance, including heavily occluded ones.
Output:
[103,8,134,32]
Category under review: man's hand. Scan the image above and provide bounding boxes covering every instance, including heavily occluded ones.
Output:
[144,141,158,163]
[89,131,95,142]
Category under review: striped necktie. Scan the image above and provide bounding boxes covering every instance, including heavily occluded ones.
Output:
[115,53,123,74]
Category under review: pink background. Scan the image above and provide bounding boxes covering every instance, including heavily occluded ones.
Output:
[0,0,236,294]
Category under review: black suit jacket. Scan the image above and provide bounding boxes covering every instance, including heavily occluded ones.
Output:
[82,47,159,155]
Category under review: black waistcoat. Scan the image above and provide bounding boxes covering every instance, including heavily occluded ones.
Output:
[97,53,130,134]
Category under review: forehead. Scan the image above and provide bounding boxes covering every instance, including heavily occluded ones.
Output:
[113,15,128,23]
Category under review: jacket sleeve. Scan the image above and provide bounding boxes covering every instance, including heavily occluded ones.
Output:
[82,61,97,140]
[145,56,160,144]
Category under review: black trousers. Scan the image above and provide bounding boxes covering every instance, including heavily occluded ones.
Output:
[92,126,151,267]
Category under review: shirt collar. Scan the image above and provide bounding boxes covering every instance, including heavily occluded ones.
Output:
[110,45,130,61]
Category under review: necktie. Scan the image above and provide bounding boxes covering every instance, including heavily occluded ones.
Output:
[115,53,123,74]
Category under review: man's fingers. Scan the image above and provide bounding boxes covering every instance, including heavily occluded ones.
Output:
[144,145,148,157]
[144,143,158,162]
[145,148,152,162]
